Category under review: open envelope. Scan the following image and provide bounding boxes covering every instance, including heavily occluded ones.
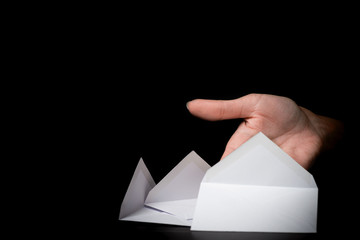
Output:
[120,132,318,233]
[119,151,211,226]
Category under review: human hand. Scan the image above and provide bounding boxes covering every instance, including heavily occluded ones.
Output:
[187,94,343,169]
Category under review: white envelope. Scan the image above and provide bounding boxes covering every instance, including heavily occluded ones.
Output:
[191,132,318,233]
[120,132,318,233]
[119,151,211,226]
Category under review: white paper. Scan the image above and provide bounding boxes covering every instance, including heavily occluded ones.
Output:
[192,183,317,232]
[120,132,318,233]
[145,151,211,204]
[145,198,197,220]
[119,158,155,220]
[119,151,210,226]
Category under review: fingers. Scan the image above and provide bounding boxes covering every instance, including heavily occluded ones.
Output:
[186,94,259,121]
[220,124,259,160]
[186,94,263,160]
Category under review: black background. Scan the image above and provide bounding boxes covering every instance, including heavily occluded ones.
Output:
[25,6,358,240]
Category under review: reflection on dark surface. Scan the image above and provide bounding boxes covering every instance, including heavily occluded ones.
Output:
[116,221,318,240]
[190,231,316,240]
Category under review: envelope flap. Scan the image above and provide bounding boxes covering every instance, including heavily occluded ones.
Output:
[119,158,156,219]
[204,132,317,188]
[145,151,211,204]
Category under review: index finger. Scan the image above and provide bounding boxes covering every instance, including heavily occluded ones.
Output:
[186,94,260,121]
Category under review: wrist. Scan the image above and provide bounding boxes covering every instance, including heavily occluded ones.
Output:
[315,115,344,151]
[302,107,344,152]
[300,107,344,153]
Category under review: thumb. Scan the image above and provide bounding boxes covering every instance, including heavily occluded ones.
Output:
[186,94,258,121]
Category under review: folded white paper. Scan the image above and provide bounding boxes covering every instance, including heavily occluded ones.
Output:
[120,132,318,233]
[119,151,211,226]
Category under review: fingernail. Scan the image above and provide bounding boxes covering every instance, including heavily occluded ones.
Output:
[186,101,191,110]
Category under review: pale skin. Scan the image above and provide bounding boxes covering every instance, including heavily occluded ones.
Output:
[187,94,344,169]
